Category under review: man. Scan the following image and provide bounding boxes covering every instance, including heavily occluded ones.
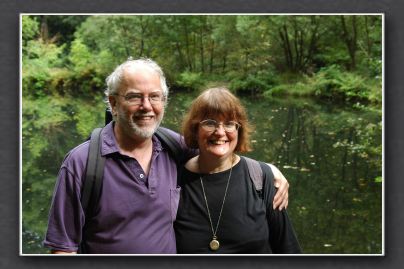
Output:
[43,58,290,254]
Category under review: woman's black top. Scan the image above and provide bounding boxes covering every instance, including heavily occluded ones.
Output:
[174,157,302,254]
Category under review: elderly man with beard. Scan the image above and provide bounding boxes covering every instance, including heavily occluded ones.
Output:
[43,58,290,254]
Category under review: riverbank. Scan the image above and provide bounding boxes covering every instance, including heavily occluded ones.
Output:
[172,68,382,109]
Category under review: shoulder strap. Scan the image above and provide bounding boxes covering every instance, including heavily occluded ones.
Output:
[81,127,182,219]
[79,126,182,252]
[155,127,184,166]
[243,156,263,192]
[81,127,105,215]
[81,126,183,214]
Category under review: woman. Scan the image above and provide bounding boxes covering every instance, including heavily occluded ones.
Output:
[174,87,301,254]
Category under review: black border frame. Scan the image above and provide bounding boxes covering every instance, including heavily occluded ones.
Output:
[4,0,402,268]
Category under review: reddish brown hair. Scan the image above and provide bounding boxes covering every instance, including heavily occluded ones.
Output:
[182,87,253,152]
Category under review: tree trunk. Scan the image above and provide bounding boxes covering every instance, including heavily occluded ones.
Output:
[279,24,293,71]
[222,54,227,73]
[364,16,372,55]
[182,20,193,71]
[340,16,357,70]
[138,17,148,57]
[304,16,320,70]
[199,23,205,73]
[209,39,214,73]
[175,42,186,70]
[40,15,49,42]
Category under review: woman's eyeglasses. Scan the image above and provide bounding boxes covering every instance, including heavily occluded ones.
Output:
[199,119,240,133]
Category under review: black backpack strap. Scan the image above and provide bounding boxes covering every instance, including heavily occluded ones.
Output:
[82,126,183,213]
[79,126,182,252]
[81,127,105,217]
[105,109,113,126]
[243,156,263,192]
[155,127,184,167]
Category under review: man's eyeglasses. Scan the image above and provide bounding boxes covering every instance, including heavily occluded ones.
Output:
[114,92,165,106]
[199,119,240,133]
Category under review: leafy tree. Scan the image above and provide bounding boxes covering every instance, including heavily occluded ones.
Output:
[21,16,39,46]
[22,39,65,96]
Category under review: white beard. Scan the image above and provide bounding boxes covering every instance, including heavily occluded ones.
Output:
[117,108,164,139]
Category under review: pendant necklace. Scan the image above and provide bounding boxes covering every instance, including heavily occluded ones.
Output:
[199,157,233,251]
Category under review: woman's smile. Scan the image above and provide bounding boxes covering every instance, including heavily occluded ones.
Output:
[198,125,238,158]
[208,139,228,145]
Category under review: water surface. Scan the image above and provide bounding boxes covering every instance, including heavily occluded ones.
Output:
[22,92,382,254]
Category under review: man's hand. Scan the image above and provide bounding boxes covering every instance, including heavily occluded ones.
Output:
[267,164,289,211]
[51,250,77,254]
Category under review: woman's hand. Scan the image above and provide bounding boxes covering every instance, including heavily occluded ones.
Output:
[267,164,289,211]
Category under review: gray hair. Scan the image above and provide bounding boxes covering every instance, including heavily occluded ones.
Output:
[105,58,169,109]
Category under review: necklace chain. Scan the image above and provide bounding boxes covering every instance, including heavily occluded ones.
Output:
[199,158,233,241]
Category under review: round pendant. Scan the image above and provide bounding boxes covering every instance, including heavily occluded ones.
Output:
[209,239,220,251]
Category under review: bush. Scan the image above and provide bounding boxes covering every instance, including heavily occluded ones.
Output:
[22,39,65,97]
[22,16,39,45]
[229,70,277,96]
[311,65,376,103]
[175,71,204,90]
[265,81,308,97]
[262,65,381,105]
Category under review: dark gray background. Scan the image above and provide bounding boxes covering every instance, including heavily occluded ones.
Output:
[2,0,401,268]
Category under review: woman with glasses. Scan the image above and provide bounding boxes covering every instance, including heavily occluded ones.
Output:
[174,87,301,254]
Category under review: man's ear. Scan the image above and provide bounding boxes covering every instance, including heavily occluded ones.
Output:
[108,95,117,115]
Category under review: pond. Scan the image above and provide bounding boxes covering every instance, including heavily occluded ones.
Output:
[21,91,382,254]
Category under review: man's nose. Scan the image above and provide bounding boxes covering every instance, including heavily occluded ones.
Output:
[139,96,152,110]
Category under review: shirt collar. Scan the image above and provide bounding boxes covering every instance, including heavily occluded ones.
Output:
[101,122,162,156]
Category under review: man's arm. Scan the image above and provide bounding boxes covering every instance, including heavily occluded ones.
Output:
[267,164,289,211]
[164,128,291,209]
[51,250,77,254]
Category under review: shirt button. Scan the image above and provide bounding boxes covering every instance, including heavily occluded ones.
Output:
[139,174,144,179]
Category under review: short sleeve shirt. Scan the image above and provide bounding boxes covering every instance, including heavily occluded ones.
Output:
[44,123,192,254]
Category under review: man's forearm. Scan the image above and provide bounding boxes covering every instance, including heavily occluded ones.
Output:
[51,250,77,254]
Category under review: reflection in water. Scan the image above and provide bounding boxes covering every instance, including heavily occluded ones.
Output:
[241,97,382,254]
[22,92,382,254]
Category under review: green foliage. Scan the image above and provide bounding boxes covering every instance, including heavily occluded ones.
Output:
[317,41,351,68]
[44,15,88,46]
[263,65,381,106]
[265,81,312,97]
[22,95,74,238]
[22,224,46,254]
[69,38,92,71]
[76,16,148,61]
[21,16,39,44]
[311,65,379,103]
[22,94,105,245]
[374,176,382,183]
[22,96,70,161]
[72,96,105,138]
[21,15,382,103]
[175,71,204,90]
[22,39,65,96]
[230,70,277,95]
[240,94,382,253]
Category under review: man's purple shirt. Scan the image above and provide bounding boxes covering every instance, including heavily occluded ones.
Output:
[44,122,193,254]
